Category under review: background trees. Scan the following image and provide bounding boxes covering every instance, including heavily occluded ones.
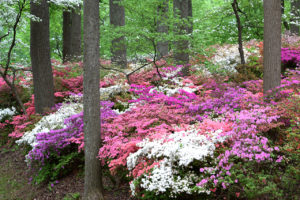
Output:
[83,0,104,199]
[157,0,169,59]
[62,5,82,62]
[173,0,190,75]
[109,0,127,68]
[291,0,300,35]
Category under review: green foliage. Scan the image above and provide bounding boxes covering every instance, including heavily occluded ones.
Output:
[32,149,83,185]
[63,192,81,200]
[49,4,64,60]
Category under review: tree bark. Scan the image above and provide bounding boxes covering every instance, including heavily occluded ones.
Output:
[157,0,169,59]
[71,7,82,60]
[232,0,245,64]
[173,0,189,76]
[291,0,300,35]
[30,0,55,114]
[110,0,127,68]
[187,0,193,34]
[63,7,82,63]
[63,10,72,62]
[83,0,104,199]
[263,0,281,95]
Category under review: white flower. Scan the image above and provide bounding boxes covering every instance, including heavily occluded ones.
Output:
[0,107,16,121]
[16,99,83,147]
[100,84,130,100]
[127,127,226,197]
[210,44,259,73]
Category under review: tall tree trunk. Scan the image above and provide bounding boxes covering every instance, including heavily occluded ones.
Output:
[157,0,169,59]
[263,0,281,95]
[83,0,104,199]
[232,0,245,64]
[173,0,189,76]
[30,0,55,114]
[63,10,72,62]
[70,7,82,60]
[291,0,300,35]
[110,0,127,68]
[63,7,82,63]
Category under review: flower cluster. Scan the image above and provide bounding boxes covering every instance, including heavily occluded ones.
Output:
[128,127,226,197]
[210,44,259,72]
[0,107,16,121]
[16,95,83,147]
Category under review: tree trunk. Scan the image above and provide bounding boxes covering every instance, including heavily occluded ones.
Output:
[263,0,281,95]
[110,0,127,68]
[63,10,72,63]
[173,0,189,76]
[157,0,169,59]
[187,0,193,34]
[63,7,82,63]
[30,0,55,114]
[232,0,245,64]
[71,7,82,60]
[83,0,104,199]
[291,0,300,35]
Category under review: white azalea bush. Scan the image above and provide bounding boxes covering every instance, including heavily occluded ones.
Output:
[127,127,226,199]
[16,95,83,147]
[0,107,16,121]
[210,44,259,73]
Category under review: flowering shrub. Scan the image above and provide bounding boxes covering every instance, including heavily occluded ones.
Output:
[210,44,259,73]
[128,127,227,198]
[281,48,300,70]
[16,95,83,147]
[24,100,117,184]
[5,41,300,199]
[0,107,16,121]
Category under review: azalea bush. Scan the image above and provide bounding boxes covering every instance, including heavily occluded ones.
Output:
[3,37,299,199]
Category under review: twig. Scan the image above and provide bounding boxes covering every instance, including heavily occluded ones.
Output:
[0,33,9,42]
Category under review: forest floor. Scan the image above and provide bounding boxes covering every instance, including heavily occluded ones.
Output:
[0,144,132,200]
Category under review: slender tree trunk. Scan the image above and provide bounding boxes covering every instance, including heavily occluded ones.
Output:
[232,0,245,64]
[157,0,169,59]
[30,0,55,114]
[291,0,300,35]
[187,0,193,34]
[71,7,82,60]
[263,0,281,95]
[83,0,104,199]
[110,0,127,68]
[63,10,72,62]
[173,0,189,76]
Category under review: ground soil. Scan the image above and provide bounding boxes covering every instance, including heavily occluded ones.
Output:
[0,144,133,200]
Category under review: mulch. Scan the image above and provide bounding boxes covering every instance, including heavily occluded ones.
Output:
[0,144,134,200]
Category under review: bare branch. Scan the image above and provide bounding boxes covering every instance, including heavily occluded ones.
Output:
[0,33,9,42]
[4,0,27,77]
